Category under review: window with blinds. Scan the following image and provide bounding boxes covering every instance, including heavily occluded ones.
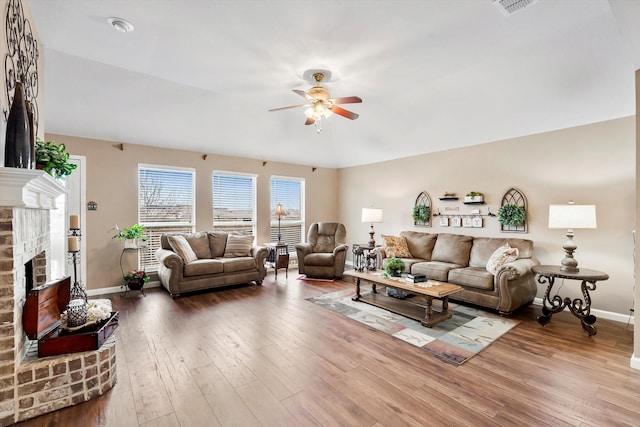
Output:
[212,172,256,235]
[138,165,195,271]
[270,176,304,253]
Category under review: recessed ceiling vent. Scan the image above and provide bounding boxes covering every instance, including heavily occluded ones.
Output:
[493,0,538,16]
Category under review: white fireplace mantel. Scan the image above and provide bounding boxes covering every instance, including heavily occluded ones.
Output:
[0,167,67,209]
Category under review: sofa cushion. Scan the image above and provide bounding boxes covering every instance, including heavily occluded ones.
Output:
[469,238,507,267]
[400,231,437,260]
[183,259,224,276]
[430,233,473,266]
[486,243,519,275]
[411,261,462,282]
[208,232,229,258]
[168,235,198,263]
[381,235,412,258]
[305,252,336,266]
[185,232,211,259]
[220,257,257,273]
[224,234,254,257]
[448,267,494,291]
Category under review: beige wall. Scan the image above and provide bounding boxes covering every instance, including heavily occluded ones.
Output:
[340,116,635,316]
[45,133,339,290]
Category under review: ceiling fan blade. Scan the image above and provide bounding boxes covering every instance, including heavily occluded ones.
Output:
[330,105,359,120]
[268,104,306,112]
[293,89,316,102]
[332,96,362,105]
[304,117,315,125]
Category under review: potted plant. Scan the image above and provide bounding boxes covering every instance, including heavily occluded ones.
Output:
[498,204,526,226]
[464,191,484,203]
[122,270,150,290]
[412,204,431,224]
[35,138,78,179]
[112,224,148,248]
[384,256,406,277]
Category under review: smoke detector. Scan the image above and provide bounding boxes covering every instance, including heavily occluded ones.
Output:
[493,0,538,16]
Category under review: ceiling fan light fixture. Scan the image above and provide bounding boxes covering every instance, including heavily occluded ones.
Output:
[107,17,135,33]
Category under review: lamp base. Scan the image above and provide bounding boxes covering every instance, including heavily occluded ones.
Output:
[560,231,579,273]
[368,224,376,247]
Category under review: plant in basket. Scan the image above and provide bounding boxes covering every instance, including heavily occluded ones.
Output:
[122,270,150,290]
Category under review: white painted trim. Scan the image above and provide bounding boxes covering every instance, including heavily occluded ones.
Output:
[86,281,161,296]
[631,354,640,370]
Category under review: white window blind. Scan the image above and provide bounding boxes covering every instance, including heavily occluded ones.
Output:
[212,172,256,235]
[270,177,304,252]
[138,165,195,271]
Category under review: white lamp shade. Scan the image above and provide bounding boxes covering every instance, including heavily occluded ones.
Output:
[548,204,597,229]
[275,203,286,217]
[362,208,383,223]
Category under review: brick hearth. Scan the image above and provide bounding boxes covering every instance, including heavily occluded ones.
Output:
[0,168,117,426]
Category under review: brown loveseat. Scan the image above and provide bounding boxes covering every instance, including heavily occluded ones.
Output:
[156,231,268,297]
[377,231,539,315]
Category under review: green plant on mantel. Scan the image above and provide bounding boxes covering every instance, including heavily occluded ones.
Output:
[35,138,77,179]
[412,204,430,223]
[498,204,526,226]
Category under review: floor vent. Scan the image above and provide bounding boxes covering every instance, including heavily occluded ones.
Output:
[493,0,538,16]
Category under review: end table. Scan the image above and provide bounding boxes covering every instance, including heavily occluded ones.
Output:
[265,243,289,279]
[532,265,609,336]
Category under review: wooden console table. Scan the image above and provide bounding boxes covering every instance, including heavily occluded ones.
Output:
[532,265,609,336]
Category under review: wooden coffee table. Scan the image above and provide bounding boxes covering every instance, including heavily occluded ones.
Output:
[344,270,462,327]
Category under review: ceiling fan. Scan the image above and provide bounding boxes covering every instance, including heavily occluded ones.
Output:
[269,71,362,126]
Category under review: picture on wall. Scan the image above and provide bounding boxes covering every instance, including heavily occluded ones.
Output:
[451,217,461,227]
[439,217,449,227]
[463,217,473,227]
[472,217,482,228]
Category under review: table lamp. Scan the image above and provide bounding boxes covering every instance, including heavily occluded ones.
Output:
[548,203,597,272]
[361,207,383,247]
[275,203,286,244]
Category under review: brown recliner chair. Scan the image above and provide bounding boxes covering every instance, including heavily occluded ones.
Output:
[296,222,348,279]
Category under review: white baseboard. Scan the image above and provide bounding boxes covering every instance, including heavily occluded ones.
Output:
[631,354,640,370]
[86,281,161,296]
[533,298,634,324]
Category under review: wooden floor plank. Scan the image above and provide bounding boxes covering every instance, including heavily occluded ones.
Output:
[14,274,640,427]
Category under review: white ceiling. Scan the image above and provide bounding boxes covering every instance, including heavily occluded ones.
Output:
[27,0,640,168]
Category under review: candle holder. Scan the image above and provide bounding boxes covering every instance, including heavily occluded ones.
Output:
[67,229,87,302]
[66,298,87,327]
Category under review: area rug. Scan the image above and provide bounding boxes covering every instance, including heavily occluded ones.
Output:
[307,287,519,365]
[297,275,336,283]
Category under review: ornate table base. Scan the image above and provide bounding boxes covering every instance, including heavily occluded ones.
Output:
[533,265,609,337]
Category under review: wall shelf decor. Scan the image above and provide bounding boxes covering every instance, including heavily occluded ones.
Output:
[439,192,458,201]
[413,191,432,227]
[499,187,527,233]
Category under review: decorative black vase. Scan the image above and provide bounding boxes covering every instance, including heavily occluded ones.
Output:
[25,100,35,169]
[4,82,31,168]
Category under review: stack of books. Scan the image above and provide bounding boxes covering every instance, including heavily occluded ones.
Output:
[405,273,427,283]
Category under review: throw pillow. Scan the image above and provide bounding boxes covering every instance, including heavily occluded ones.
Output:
[168,235,198,264]
[486,243,519,275]
[224,234,254,257]
[382,235,412,258]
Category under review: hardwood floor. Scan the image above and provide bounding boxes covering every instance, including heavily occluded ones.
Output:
[17,274,639,426]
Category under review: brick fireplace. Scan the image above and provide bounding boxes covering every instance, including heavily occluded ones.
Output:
[0,168,116,426]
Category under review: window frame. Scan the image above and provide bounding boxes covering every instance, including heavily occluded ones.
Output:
[212,170,257,236]
[137,164,196,271]
[270,175,305,253]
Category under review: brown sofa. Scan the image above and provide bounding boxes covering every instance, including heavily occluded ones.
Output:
[377,231,539,315]
[155,231,268,297]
